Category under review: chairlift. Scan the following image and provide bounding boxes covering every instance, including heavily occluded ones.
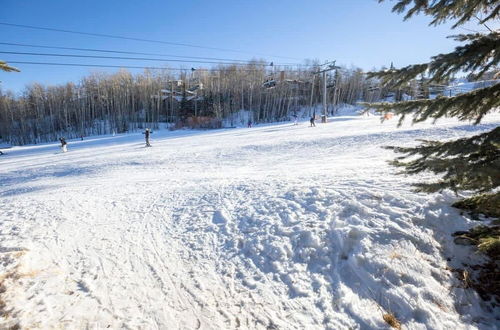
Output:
[188,83,203,92]
[262,62,278,89]
[262,79,277,89]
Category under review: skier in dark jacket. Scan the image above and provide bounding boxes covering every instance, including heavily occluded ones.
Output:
[143,128,152,147]
[310,116,316,127]
[59,137,68,152]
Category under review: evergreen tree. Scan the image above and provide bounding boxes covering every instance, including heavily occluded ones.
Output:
[0,60,20,72]
[179,91,194,121]
[365,0,500,217]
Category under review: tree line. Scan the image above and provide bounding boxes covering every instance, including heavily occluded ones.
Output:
[1,61,393,145]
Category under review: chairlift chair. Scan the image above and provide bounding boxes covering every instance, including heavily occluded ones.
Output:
[262,79,277,89]
[262,62,277,89]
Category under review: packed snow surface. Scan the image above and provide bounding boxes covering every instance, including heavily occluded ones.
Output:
[1,112,499,329]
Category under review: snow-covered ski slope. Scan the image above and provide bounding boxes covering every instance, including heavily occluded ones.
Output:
[1,112,499,329]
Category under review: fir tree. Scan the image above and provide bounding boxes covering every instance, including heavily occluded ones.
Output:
[365,0,500,216]
[179,91,194,121]
[0,60,20,72]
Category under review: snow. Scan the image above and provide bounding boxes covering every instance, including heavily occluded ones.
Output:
[1,112,499,329]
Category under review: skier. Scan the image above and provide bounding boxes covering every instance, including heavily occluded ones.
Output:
[293,114,298,125]
[143,128,152,147]
[247,120,252,128]
[310,116,316,127]
[59,137,68,153]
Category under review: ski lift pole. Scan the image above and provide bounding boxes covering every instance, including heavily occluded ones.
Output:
[312,60,340,123]
[170,80,174,122]
[322,70,327,122]
[309,74,315,117]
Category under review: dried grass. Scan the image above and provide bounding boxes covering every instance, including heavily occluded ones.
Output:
[383,313,401,329]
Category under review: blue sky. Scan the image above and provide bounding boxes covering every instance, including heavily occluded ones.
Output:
[0,0,494,93]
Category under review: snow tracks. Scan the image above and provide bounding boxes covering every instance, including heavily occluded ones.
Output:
[1,115,499,329]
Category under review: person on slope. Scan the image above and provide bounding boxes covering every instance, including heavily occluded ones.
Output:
[247,119,252,128]
[293,114,298,125]
[310,115,316,127]
[143,128,152,147]
[59,137,68,153]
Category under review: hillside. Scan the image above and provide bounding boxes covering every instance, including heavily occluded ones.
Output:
[1,112,499,329]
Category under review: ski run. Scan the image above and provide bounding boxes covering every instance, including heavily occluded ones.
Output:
[1,108,499,329]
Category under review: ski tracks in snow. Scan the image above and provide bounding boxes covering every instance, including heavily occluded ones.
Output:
[1,115,499,328]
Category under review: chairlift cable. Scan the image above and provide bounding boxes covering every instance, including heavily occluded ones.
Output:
[0,41,308,66]
[5,61,312,73]
[0,50,277,66]
[0,22,302,61]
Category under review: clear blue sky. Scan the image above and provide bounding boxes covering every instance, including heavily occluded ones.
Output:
[0,0,494,93]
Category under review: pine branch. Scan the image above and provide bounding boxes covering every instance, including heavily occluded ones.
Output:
[380,0,500,28]
[368,31,499,86]
[368,64,428,88]
[363,82,500,125]
[452,192,500,218]
[0,60,20,73]
[432,32,499,80]
[386,127,500,192]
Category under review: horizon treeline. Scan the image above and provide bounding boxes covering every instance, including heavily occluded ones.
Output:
[1,61,394,145]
